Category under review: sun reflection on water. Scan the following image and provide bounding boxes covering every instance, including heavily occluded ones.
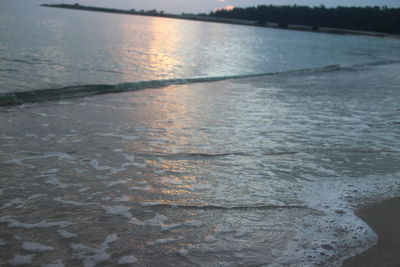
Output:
[119,84,209,199]
[146,17,184,78]
[119,16,189,81]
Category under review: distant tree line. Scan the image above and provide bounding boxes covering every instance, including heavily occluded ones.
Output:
[209,5,400,34]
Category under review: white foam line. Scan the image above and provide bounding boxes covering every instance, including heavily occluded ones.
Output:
[0,216,74,229]
[42,168,59,174]
[204,235,218,243]
[129,185,152,191]
[139,201,168,207]
[5,152,75,166]
[118,255,137,264]
[122,154,135,162]
[95,133,139,141]
[183,220,204,227]
[26,194,48,201]
[22,241,54,252]
[189,183,212,191]
[113,195,129,202]
[90,159,125,175]
[57,230,78,239]
[122,162,148,169]
[102,205,132,219]
[146,236,184,246]
[78,187,90,193]
[129,213,168,227]
[54,197,95,206]
[45,177,70,189]
[8,254,35,266]
[161,223,182,231]
[1,198,23,209]
[42,259,65,267]
[0,135,16,140]
[25,133,38,138]
[1,194,47,209]
[160,220,204,232]
[177,248,189,256]
[274,173,400,266]
[70,234,118,267]
[103,180,127,187]
[89,159,112,171]
[29,111,48,117]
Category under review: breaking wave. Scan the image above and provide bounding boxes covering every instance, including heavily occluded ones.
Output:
[139,202,312,210]
[1,60,399,106]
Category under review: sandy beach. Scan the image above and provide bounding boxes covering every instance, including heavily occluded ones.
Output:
[343,197,400,267]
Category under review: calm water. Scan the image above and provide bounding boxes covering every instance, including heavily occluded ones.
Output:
[1,0,400,266]
[1,0,400,93]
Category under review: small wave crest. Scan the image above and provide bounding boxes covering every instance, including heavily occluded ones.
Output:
[1,60,398,106]
[151,152,249,160]
[354,59,400,67]
[140,202,311,210]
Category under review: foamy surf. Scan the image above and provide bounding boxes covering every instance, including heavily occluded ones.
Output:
[0,63,346,106]
[0,61,399,266]
[2,60,400,107]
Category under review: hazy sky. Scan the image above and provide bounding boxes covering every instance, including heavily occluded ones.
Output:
[70,0,400,14]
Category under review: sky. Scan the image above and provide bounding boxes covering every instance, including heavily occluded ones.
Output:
[60,0,400,14]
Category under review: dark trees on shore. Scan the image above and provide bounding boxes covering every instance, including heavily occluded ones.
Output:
[209,5,400,34]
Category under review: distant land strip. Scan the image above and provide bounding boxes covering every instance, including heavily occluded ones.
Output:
[41,4,400,39]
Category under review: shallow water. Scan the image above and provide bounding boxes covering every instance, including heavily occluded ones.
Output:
[1,62,400,266]
[1,0,400,265]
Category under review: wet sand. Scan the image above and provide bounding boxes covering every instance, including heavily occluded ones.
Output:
[343,197,400,267]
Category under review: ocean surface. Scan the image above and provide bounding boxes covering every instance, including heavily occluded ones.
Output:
[1,0,400,95]
[1,0,400,266]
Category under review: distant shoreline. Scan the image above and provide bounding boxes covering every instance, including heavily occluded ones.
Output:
[41,4,400,39]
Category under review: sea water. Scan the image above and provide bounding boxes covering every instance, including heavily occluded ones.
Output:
[1,0,400,266]
[1,0,400,94]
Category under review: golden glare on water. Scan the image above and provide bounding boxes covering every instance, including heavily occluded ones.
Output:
[122,84,207,196]
[141,85,198,149]
[119,15,188,81]
[160,189,192,196]
[146,17,184,78]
